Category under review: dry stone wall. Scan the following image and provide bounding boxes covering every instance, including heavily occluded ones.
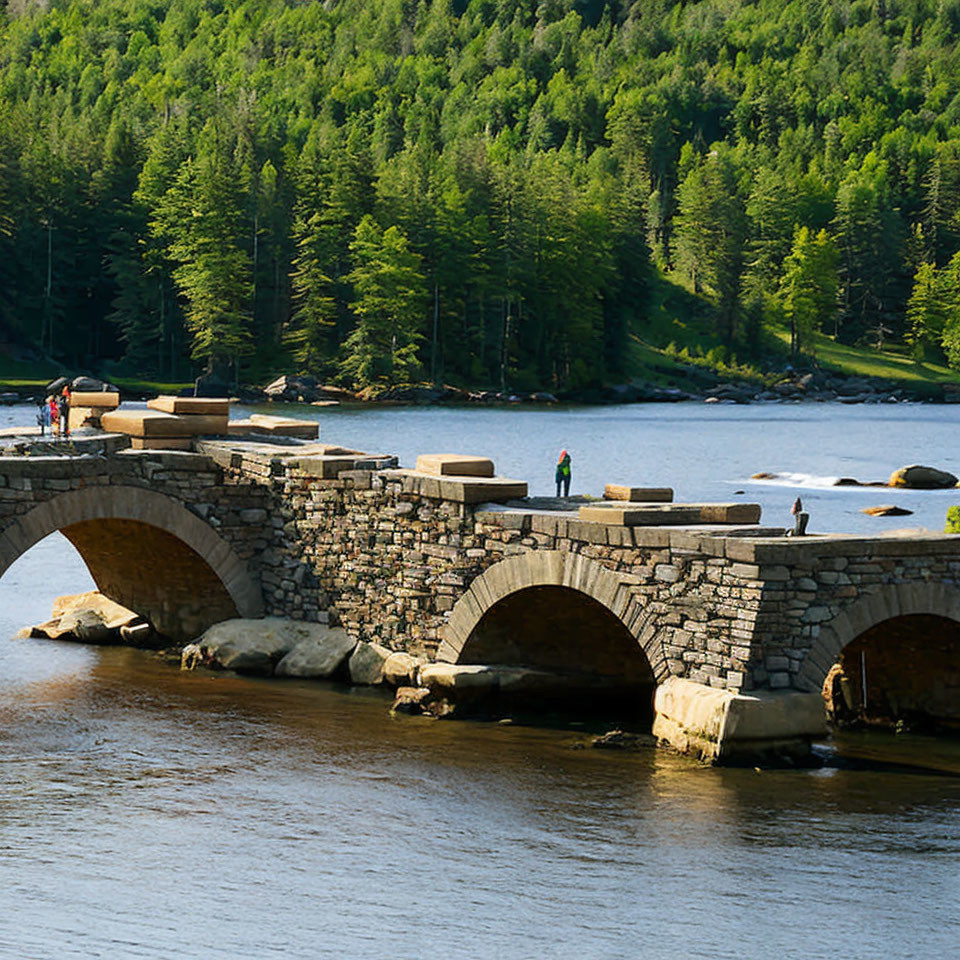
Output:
[2,442,960,691]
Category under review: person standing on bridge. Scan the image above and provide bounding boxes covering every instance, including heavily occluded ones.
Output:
[556,448,572,498]
[47,395,59,437]
[57,386,71,439]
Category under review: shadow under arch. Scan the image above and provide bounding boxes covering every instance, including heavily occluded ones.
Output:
[797,582,960,730]
[439,551,661,714]
[796,581,960,694]
[0,486,262,640]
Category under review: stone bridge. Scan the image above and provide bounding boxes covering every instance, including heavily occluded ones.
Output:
[1,434,959,762]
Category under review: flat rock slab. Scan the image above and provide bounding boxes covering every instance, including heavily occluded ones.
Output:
[130,437,194,450]
[415,453,495,477]
[689,502,763,523]
[579,504,703,526]
[603,484,674,502]
[148,396,231,415]
[70,391,120,409]
[579,502,762,526]
[101,409,228,438]
[229,416,319,439]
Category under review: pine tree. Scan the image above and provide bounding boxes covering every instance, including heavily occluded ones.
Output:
[779,227,840,357]
[154,121,254,381]
[341,215,426,387]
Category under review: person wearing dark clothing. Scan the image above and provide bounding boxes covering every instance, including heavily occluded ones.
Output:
[57,388,71,439]
[37,398,51,436]
[555,449,571,497]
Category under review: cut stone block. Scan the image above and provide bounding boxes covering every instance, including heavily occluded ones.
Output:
[415,453,495,477]
[681,502,763,524]
[290,456,360,478]
[68,407,103,431]
[101,409,228,438]
[580,502,762,526]
[603,484,674,502]
[69,391,120,409]
[227,415,319,439]
[436,475,527,503]
[579,504,703,526]
[148,395,231,415]
[129,437,194,450]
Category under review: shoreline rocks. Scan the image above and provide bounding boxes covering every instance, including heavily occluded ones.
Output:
[27,591,158,647]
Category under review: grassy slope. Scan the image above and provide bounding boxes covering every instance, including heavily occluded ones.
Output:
[625,273,960,389]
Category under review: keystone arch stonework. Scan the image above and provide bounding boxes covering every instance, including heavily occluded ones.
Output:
[0,485,262,639]
[796,580,960,694]
[438,550,666,685]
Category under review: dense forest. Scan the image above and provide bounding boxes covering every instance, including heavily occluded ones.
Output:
[2,0,960,391]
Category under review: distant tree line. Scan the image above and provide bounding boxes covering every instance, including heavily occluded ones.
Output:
[2,0,960,390]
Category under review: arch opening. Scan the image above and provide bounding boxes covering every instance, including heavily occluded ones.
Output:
[0,486,262,643]
[61,518,241,641]
[823,614,960,733]
[458,584,657,721]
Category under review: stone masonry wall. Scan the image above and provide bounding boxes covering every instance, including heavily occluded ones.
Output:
[3,445,960,693]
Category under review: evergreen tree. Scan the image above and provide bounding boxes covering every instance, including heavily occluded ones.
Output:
[779,227,840,357]
[154,122,254,381]
[341,216,426,387]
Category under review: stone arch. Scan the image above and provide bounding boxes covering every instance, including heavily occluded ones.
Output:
[438,550,665,682]
[0,485,262,639]
[796,581,960,693]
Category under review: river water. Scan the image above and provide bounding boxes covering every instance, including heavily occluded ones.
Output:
[2,401,960,958]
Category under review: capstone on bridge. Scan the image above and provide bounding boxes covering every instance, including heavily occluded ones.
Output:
[1,433,959,762]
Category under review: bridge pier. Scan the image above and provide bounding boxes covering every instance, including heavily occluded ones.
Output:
[652,678,828,764]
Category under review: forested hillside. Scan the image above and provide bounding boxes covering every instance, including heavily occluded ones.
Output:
[2,0,960,391]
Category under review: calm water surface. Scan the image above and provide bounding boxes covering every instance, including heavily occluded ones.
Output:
[2,402,960,958]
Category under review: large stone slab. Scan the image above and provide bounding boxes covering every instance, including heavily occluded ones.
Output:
[68,406,104,431]
[415,454,495,477]
[579,502,762,526]
[229,416,319,439]
[603,484,674,502]
[129,437,194,450]
[687,502,762,523]
[148,396,231,415]
[579,504,703,526]
[101,409,229,438]
[652,677,827,764]
[70,391,120,409]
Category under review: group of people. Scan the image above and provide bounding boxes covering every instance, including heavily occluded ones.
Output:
[37,386,71,438]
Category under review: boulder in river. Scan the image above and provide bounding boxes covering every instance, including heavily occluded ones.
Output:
[888,464,959,489]
[196,617,335,676]
[862,504,914,517]
[348,641,391,685]
[382,651,422,687]
[274,627,356,678]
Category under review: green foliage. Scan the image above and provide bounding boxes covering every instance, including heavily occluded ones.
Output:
[946,506,960,535]
[3,0,960,389]
[341,216,426,386]
[780,227,840,357]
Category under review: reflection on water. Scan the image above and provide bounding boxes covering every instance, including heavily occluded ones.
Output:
[2,404,960,957]
[4,639,960,960]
